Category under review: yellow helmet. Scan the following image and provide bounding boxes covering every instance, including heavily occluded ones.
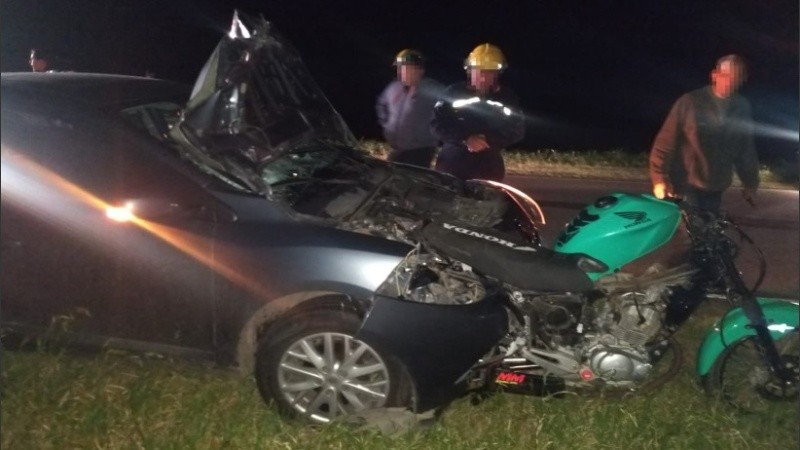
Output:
[393,49,425,66]
[464,43,506,71]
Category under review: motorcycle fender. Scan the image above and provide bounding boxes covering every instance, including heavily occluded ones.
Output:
[696,297,799,376]
[356,294,508,411]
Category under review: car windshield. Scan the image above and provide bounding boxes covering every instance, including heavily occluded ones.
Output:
[259,143,381,217]
[121,102,183,142]
[260,145,347,186]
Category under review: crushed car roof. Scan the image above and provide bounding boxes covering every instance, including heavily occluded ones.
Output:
[175,10,358,163]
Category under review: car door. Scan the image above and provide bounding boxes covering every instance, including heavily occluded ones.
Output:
[1,90,221,352]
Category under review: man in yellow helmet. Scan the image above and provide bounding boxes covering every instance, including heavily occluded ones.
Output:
[376,49,444,167]
[431,43,525,181]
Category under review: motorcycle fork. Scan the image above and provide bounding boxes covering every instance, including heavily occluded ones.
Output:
[712,236,792,382]
[739,293,794,382]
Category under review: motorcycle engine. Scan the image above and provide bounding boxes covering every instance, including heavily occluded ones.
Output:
[594,288,667,347]
[580,283,671,382]
[584,343,652,382]
[512,268,677,384]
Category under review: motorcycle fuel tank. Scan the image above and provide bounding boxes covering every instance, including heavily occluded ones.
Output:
[554,193,681,279]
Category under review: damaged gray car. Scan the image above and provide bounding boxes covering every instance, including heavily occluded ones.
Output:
[1,12,541,423]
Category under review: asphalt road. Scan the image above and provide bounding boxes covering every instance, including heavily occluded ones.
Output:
[505,175,800,298]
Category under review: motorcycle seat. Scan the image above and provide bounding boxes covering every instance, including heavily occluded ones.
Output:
[421,222,594,292]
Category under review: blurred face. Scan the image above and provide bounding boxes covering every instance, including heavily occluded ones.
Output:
[711,60,746,98]
[397,64,424,87]
[468,68,499,94]
[29,53,49,72]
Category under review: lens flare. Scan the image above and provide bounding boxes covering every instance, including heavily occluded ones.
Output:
[1,147,274,301]
[105,202,135,222]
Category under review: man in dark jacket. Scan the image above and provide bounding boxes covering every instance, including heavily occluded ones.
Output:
[649,54,759,213]
[431,43,525,181]
[376,49,443,168]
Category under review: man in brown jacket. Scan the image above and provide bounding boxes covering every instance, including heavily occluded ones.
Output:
[649,55,759,214]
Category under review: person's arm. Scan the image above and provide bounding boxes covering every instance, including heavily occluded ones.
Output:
[733,101,760,189]
[733,101,760,203]
[430,89,469,143]
[649,96,685,198]
[485,105,524,150]
[375,84,391,128]
[481,89,525,150]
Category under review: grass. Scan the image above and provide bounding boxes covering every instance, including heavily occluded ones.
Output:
[359,140,800,190]
[3,302,798,449]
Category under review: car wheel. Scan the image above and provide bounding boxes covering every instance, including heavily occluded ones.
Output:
[255,309,408,424]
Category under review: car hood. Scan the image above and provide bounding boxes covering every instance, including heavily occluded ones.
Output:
[166,11,542,250]
[168,11,357,193]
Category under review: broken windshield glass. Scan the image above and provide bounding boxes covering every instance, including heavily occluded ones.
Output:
[168,10,359,195]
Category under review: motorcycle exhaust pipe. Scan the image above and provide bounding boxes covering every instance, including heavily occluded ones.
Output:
[490,367,567,397]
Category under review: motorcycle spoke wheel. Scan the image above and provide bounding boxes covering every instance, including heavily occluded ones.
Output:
[709,332,799,413]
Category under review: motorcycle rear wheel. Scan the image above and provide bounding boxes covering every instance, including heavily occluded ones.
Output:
[704,331,799,413]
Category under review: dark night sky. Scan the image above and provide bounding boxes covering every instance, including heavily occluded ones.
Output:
[2,0,798,160]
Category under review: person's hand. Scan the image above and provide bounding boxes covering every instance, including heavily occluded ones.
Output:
[652,182,669,199]
[742,187,757,207]
[464,134,489,153]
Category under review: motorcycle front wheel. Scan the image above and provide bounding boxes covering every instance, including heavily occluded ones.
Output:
[704,330,799,413]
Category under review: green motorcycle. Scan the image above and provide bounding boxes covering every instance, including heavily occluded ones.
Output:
[553,193,799,409]
[362,192,798,412]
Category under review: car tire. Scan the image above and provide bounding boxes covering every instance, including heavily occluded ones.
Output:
[255,309,410,424]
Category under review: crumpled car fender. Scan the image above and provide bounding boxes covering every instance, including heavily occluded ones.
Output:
[357,293,508,411]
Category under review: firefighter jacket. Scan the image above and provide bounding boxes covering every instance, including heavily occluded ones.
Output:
[431,82,525,181]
